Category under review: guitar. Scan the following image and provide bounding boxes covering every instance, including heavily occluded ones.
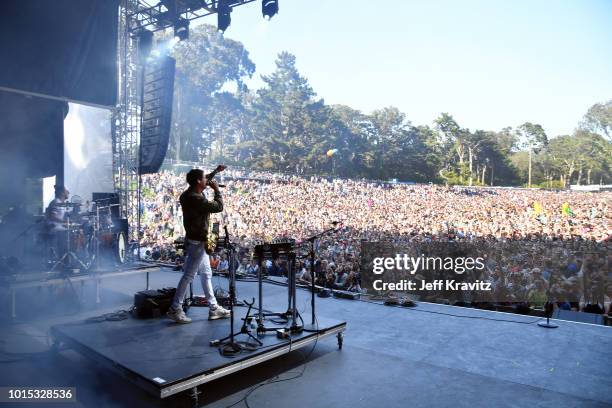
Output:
[204,164,226,254]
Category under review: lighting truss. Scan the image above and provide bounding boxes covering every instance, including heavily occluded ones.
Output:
[128,0,258,32]
[113,0,260,245]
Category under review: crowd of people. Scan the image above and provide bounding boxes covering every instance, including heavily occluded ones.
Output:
[139,169,611,317]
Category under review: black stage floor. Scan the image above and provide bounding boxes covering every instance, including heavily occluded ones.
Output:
[1,268,611,408]
[51,300,345,399]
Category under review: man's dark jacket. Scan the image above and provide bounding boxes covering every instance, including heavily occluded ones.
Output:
[179,188,223,241]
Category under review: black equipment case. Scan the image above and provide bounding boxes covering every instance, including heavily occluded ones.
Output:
[133,288,177,318]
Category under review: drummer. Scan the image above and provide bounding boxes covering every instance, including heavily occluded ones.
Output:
[45,185,70,231]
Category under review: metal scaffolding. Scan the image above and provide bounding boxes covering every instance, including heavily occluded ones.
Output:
[128,0,257,32]
[112,0,141,242]
[112,0,260,242]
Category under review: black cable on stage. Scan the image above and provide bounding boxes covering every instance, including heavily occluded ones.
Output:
[84,309,131,323]
[359,297,543,325]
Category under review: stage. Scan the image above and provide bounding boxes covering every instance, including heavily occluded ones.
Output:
[50,299,345,400]
[0,263,161,319]
[1,267,610,407]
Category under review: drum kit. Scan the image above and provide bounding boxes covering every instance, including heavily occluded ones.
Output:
[47,196,126,273]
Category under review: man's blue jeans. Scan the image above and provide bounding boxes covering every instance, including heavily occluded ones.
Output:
[171,239,218,310]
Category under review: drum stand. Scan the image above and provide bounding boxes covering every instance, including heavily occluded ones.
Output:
[50,217,88,273]
[210,227,262,354]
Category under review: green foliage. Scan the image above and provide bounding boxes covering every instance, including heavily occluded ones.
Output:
[168,24,255,162]
[166,26,611,187]
[580,100,612,142]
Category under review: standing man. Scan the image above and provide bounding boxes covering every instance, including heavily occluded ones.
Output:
[167,169,231,324]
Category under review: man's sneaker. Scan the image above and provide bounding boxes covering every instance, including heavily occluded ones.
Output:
[167,307,192,324]
[209,305,231,320]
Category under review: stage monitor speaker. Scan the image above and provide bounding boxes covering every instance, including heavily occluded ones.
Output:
[333,290,360,300]
[139,56,175,175]
[317,288,332,298]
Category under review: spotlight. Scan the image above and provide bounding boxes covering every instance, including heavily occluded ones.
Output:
[217,0,232,32]
[262,0,278,20]
[136,29,154,63]
[174,19,189,41]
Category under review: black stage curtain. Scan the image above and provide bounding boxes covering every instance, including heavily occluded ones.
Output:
[0,0,119,107]
[0,91,66,208]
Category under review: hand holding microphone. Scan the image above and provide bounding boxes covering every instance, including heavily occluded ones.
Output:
[207,179,223,191]
[205,164,227,189]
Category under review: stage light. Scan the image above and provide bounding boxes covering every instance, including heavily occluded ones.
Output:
[262,0,278,20]
[217,0,232,32]
[136,29,154,63]
[174,19,189,41]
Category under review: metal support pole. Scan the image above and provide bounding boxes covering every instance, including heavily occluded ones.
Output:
[96,279,101,304]
[257,254,263,328]
[11,289,16,319]
[310,241,316,325]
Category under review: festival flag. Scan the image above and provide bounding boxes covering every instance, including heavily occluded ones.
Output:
[533,201,543,216]
[561,202,574,217]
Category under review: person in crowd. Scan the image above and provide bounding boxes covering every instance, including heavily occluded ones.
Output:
[246,258,259,276]
[268,258,288,277]
[236,257,249,276]
[137,168,609,317]
[209,254,220,271]
[217,254,229,274]
[296,261,312,283]
[333,265,349,290]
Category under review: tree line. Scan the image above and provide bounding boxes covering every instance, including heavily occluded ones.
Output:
[167,25,611,187]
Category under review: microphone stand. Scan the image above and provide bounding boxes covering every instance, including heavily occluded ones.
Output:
[538,265,558,329]
[210,226,262,354]
[303,223,341,332]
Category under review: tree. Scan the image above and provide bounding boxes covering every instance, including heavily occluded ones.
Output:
[241,52,332,172]
[517,122,548,188]
[581,100,612,142]
[434,113,466,183]
[546,131,611,186]
[169,24,255,162]
[328,105,372,178]
[369,107,408,179]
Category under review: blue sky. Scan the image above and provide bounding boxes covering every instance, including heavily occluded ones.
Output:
[197,0,612,137]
